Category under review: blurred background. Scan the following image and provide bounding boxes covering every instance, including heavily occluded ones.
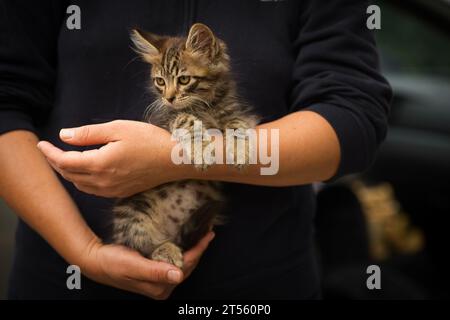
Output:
[315,0,450,299]
[1,0,449,299]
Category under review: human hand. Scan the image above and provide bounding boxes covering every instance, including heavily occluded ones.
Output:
[80,231,215,300]
[37,120,181,198]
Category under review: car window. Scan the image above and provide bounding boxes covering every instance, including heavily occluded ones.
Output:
[377,1,450,78]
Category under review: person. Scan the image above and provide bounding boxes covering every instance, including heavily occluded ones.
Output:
[0,0,391,299]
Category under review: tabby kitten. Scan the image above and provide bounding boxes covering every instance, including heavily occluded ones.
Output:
[112,23,258,268]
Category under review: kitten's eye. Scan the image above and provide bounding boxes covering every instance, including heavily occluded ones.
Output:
[154,77,165,86]
[178,76,191,85]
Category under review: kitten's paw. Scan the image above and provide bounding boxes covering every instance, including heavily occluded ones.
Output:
[151,242,184,268]
[171,114,199,131]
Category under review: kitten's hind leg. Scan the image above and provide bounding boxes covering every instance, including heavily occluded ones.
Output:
[152,242,184,268]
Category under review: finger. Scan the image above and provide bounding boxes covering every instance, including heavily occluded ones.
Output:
[47,159,85,183]
[125,254,184,285]
[73,183,108,197]
[47,158,91,177]
[37,141,64,161]
[59,121,121,146]
[38,141,100,172]
[46,158,97,188]
[57,170,95,185]
[47,157,66,176]
[183,232,215,272]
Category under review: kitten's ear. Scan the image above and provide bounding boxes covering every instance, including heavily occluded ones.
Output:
[130,29,164,63]
[185,23,219,59]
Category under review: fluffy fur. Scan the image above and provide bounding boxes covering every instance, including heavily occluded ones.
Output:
[112,24,258,267]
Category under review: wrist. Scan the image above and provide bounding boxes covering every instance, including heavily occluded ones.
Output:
[154,128,196,182]
[162,134,241,182]
[74,234,103,279]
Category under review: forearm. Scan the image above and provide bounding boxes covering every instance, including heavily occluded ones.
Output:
[34,112,340,198]
[181,111,340,186]
[0,130,99,267]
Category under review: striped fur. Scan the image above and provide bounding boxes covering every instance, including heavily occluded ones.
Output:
[112,24,258,267]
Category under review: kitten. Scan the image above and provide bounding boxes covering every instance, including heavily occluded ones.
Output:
[112,23,258,268]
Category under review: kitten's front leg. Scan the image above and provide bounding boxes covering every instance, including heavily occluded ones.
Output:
[224,119,254,170]
[170,113,211,170]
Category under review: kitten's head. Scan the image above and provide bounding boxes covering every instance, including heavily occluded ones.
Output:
[131,23,231,110]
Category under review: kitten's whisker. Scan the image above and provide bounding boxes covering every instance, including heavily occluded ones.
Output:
[144,99,166,122]
[188,96,212,109]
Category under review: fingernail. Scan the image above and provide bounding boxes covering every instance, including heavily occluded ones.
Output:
[167,270,182,284]
[60,129,74,140]
[208,232,216,242]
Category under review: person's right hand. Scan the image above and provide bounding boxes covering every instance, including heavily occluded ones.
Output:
[79,231,215,299]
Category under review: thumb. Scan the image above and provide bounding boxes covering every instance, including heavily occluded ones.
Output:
[60,121,120,146]
[131,255,184,285]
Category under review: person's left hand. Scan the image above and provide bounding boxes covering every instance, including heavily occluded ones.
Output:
[37,120,180,198]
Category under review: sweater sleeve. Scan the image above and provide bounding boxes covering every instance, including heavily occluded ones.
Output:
[0,0,66,135]
[290,0,392,179]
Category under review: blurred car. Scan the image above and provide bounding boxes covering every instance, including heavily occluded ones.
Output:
[373,0,450,185]
[372,0,450,298]
[316,0,450,299]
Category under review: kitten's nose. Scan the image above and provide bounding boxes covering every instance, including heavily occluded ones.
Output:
[167,96,175,103]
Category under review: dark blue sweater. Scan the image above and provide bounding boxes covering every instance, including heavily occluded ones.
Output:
[0,0,391,299]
